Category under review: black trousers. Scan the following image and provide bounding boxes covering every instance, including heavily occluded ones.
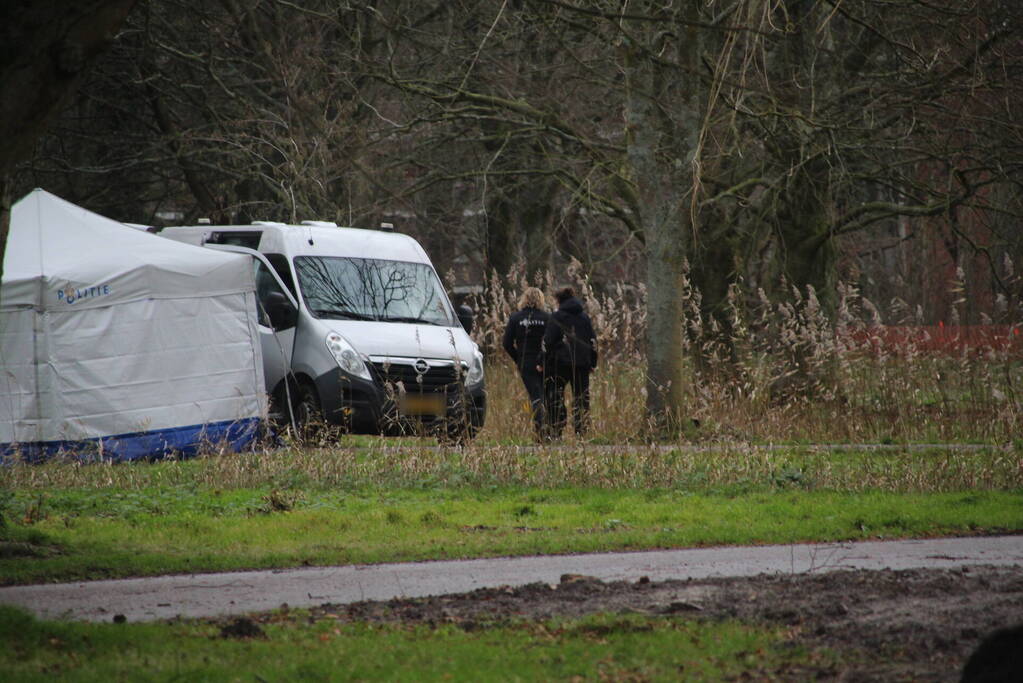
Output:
[517,364,546,437]
[545,363,591,438]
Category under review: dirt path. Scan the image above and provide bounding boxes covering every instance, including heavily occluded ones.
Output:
[3,535,1020,623]
[4,535,1021,680]
[294,564,1023,682]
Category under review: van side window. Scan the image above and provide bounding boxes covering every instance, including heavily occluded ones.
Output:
[264,253,297,298]
[254,261,288,328]
[208,231,262,249]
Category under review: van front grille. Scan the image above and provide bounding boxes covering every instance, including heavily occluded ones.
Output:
[371,361,465,393]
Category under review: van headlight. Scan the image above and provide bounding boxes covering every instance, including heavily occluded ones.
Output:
[325,332,372,381]
[465,350,485,387]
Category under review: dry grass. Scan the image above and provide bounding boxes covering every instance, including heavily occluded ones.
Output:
[4,438,1019,494]
[3,265,1022,496]
[469,263,1023,446]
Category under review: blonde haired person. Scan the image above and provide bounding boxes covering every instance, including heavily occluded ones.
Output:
[502,287,551,440]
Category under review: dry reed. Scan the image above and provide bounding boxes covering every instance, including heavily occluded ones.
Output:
[4,441,1017,494]
[3,261,1022,494]
[468,260,1023,446]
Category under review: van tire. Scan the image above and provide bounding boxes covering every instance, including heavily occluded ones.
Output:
[294,381,323,442]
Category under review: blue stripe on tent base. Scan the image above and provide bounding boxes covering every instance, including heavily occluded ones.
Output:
[1,418,262,463]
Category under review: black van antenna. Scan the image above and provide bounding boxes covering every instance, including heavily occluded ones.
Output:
[301,220,337,246]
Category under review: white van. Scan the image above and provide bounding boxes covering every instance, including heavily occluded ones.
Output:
[157,221,485,442]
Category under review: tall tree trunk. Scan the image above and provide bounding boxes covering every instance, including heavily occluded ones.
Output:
[770,0,837,311]
[484,194,521,279]
[777,176,837,310]
[621,10,703,434]
[642,203,688,431]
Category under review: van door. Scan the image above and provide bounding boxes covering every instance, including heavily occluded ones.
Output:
[205,245,298,416]
[252,258,297,401]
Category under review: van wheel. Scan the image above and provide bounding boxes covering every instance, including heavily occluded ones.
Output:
[294,382,323,442]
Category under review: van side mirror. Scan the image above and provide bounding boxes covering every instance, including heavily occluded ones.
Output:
[265,291,298,330]
[456,304,475,334]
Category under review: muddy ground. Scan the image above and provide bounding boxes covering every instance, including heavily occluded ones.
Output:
[228,564,1023,681]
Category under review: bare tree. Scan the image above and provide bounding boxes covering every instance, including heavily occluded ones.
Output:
[22,0,394,226]
[0,0,138,287]
[702,1,1023,316]
[18,0,1022,428]
[372,1,728,429]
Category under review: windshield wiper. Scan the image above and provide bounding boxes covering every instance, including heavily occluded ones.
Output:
[379,315,444,326]
[311,307,376,321]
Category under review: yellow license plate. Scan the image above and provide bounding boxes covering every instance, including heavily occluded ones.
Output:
[399,393,446,417]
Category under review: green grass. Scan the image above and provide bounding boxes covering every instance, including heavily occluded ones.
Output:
[0,605,836,681]
[1,412,1020,679]
[3,479,1020,584]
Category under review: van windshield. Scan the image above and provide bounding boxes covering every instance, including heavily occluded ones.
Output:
[294,256,456,326]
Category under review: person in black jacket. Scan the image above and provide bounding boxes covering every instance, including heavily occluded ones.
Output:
[541,286,597,439]
[502,287,551,439]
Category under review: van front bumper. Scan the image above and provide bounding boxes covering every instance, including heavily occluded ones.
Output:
[313,367,485,436]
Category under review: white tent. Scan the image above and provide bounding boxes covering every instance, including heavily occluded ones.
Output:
[1,189,266,461]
